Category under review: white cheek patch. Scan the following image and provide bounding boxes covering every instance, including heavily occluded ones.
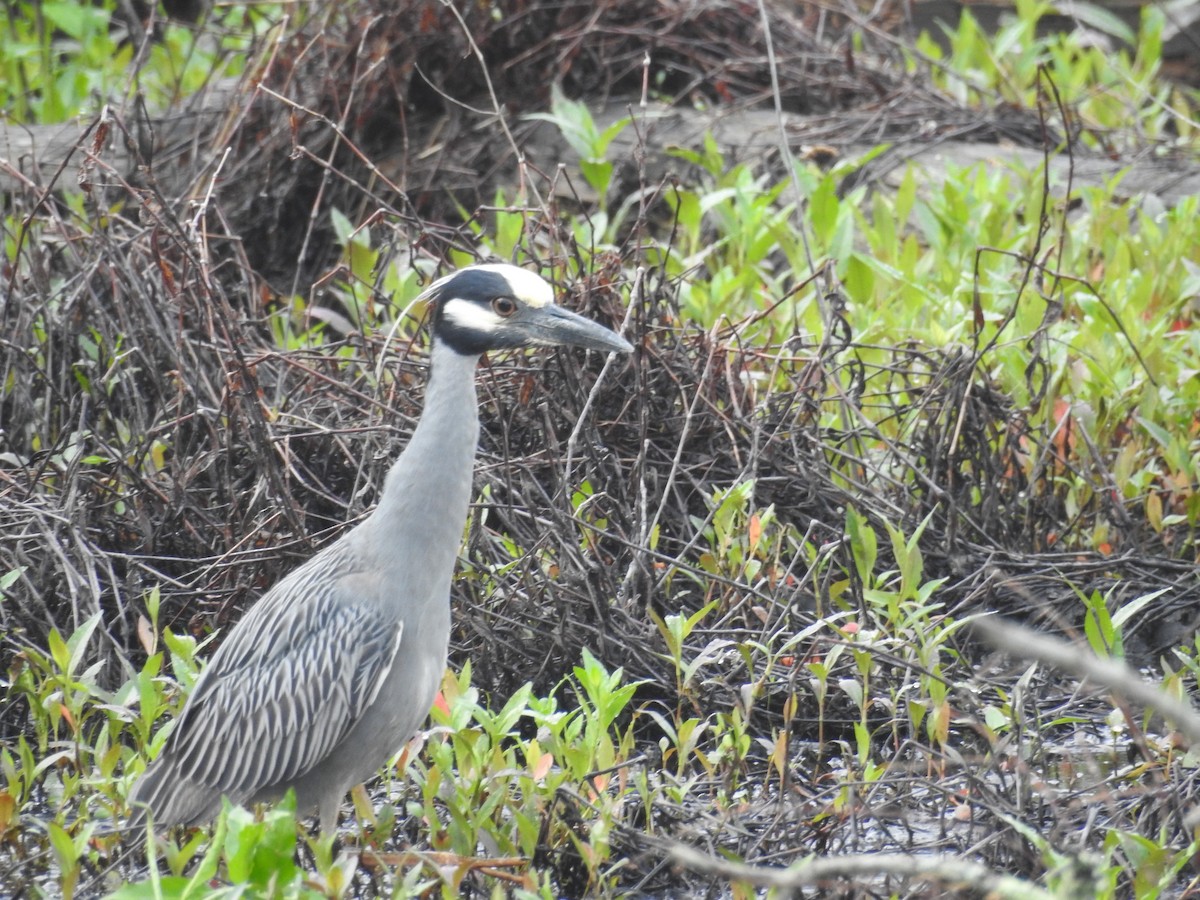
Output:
[441,297,505,333]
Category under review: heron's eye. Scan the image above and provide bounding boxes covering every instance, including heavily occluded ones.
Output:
[492,297,518,317]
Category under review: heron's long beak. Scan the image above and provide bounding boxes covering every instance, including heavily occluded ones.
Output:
[517,304,633,354]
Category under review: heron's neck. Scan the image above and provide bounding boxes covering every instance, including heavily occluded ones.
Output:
[369,340,481,548]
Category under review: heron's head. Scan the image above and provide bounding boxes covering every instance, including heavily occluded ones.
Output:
[424,263,632,357]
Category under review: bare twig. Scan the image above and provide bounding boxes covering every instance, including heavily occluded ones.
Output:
[971,616,1200,746]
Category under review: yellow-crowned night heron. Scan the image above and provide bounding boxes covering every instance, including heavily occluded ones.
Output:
[128,263,632,832]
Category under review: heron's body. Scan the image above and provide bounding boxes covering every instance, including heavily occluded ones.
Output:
[128,265,630,832]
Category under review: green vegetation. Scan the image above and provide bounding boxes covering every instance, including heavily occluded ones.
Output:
[0,0,283,123]
[2,0,1199,896]
[916,0,1193,149]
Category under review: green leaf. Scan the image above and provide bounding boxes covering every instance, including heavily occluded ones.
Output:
[853,720,871,765]
[46,820,78,870]
[698,188,738,214]
[844,253,876,303]
[347,239,377,283]
[66,613,102,678]
[845,506,877,587]
[1053,0,1136,43]
[107,878,192,900]
[1136,416,1173,451]
[596,116,631,155]
[983,705,1011,732]
[41,2,110,40]
[47,628,71,675]
[1082,589,1117,657]
[0,567,25,595]
[490,683,533,737]
[579,158,614,198]
[181,807,226,897]
[1110,588,1168,631]
[809,175,840,244]
[222,804,262,882]
[329,208,355,246]
[217,798,299,888]
[249,801,300,888]
[527,84,599,159]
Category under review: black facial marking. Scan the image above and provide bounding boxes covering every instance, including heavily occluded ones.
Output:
[429,268,522,356]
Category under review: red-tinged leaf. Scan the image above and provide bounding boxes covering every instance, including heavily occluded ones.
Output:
[432,691,450,716]
[0,791,14,834]
[157,257,177,298]
[532,752,554,782]
[136,614,154,655]
[747,513,762,550]
[1146,492,1164,532]
[1053,398,1071,425]
[90,121,109,154]
[1052,399,1076,461]
[931,700,951,745]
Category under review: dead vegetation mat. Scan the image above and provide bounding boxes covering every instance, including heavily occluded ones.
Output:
[2,0,1199,894]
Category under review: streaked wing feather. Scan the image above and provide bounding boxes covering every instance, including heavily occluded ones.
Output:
[159,569,402,800]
